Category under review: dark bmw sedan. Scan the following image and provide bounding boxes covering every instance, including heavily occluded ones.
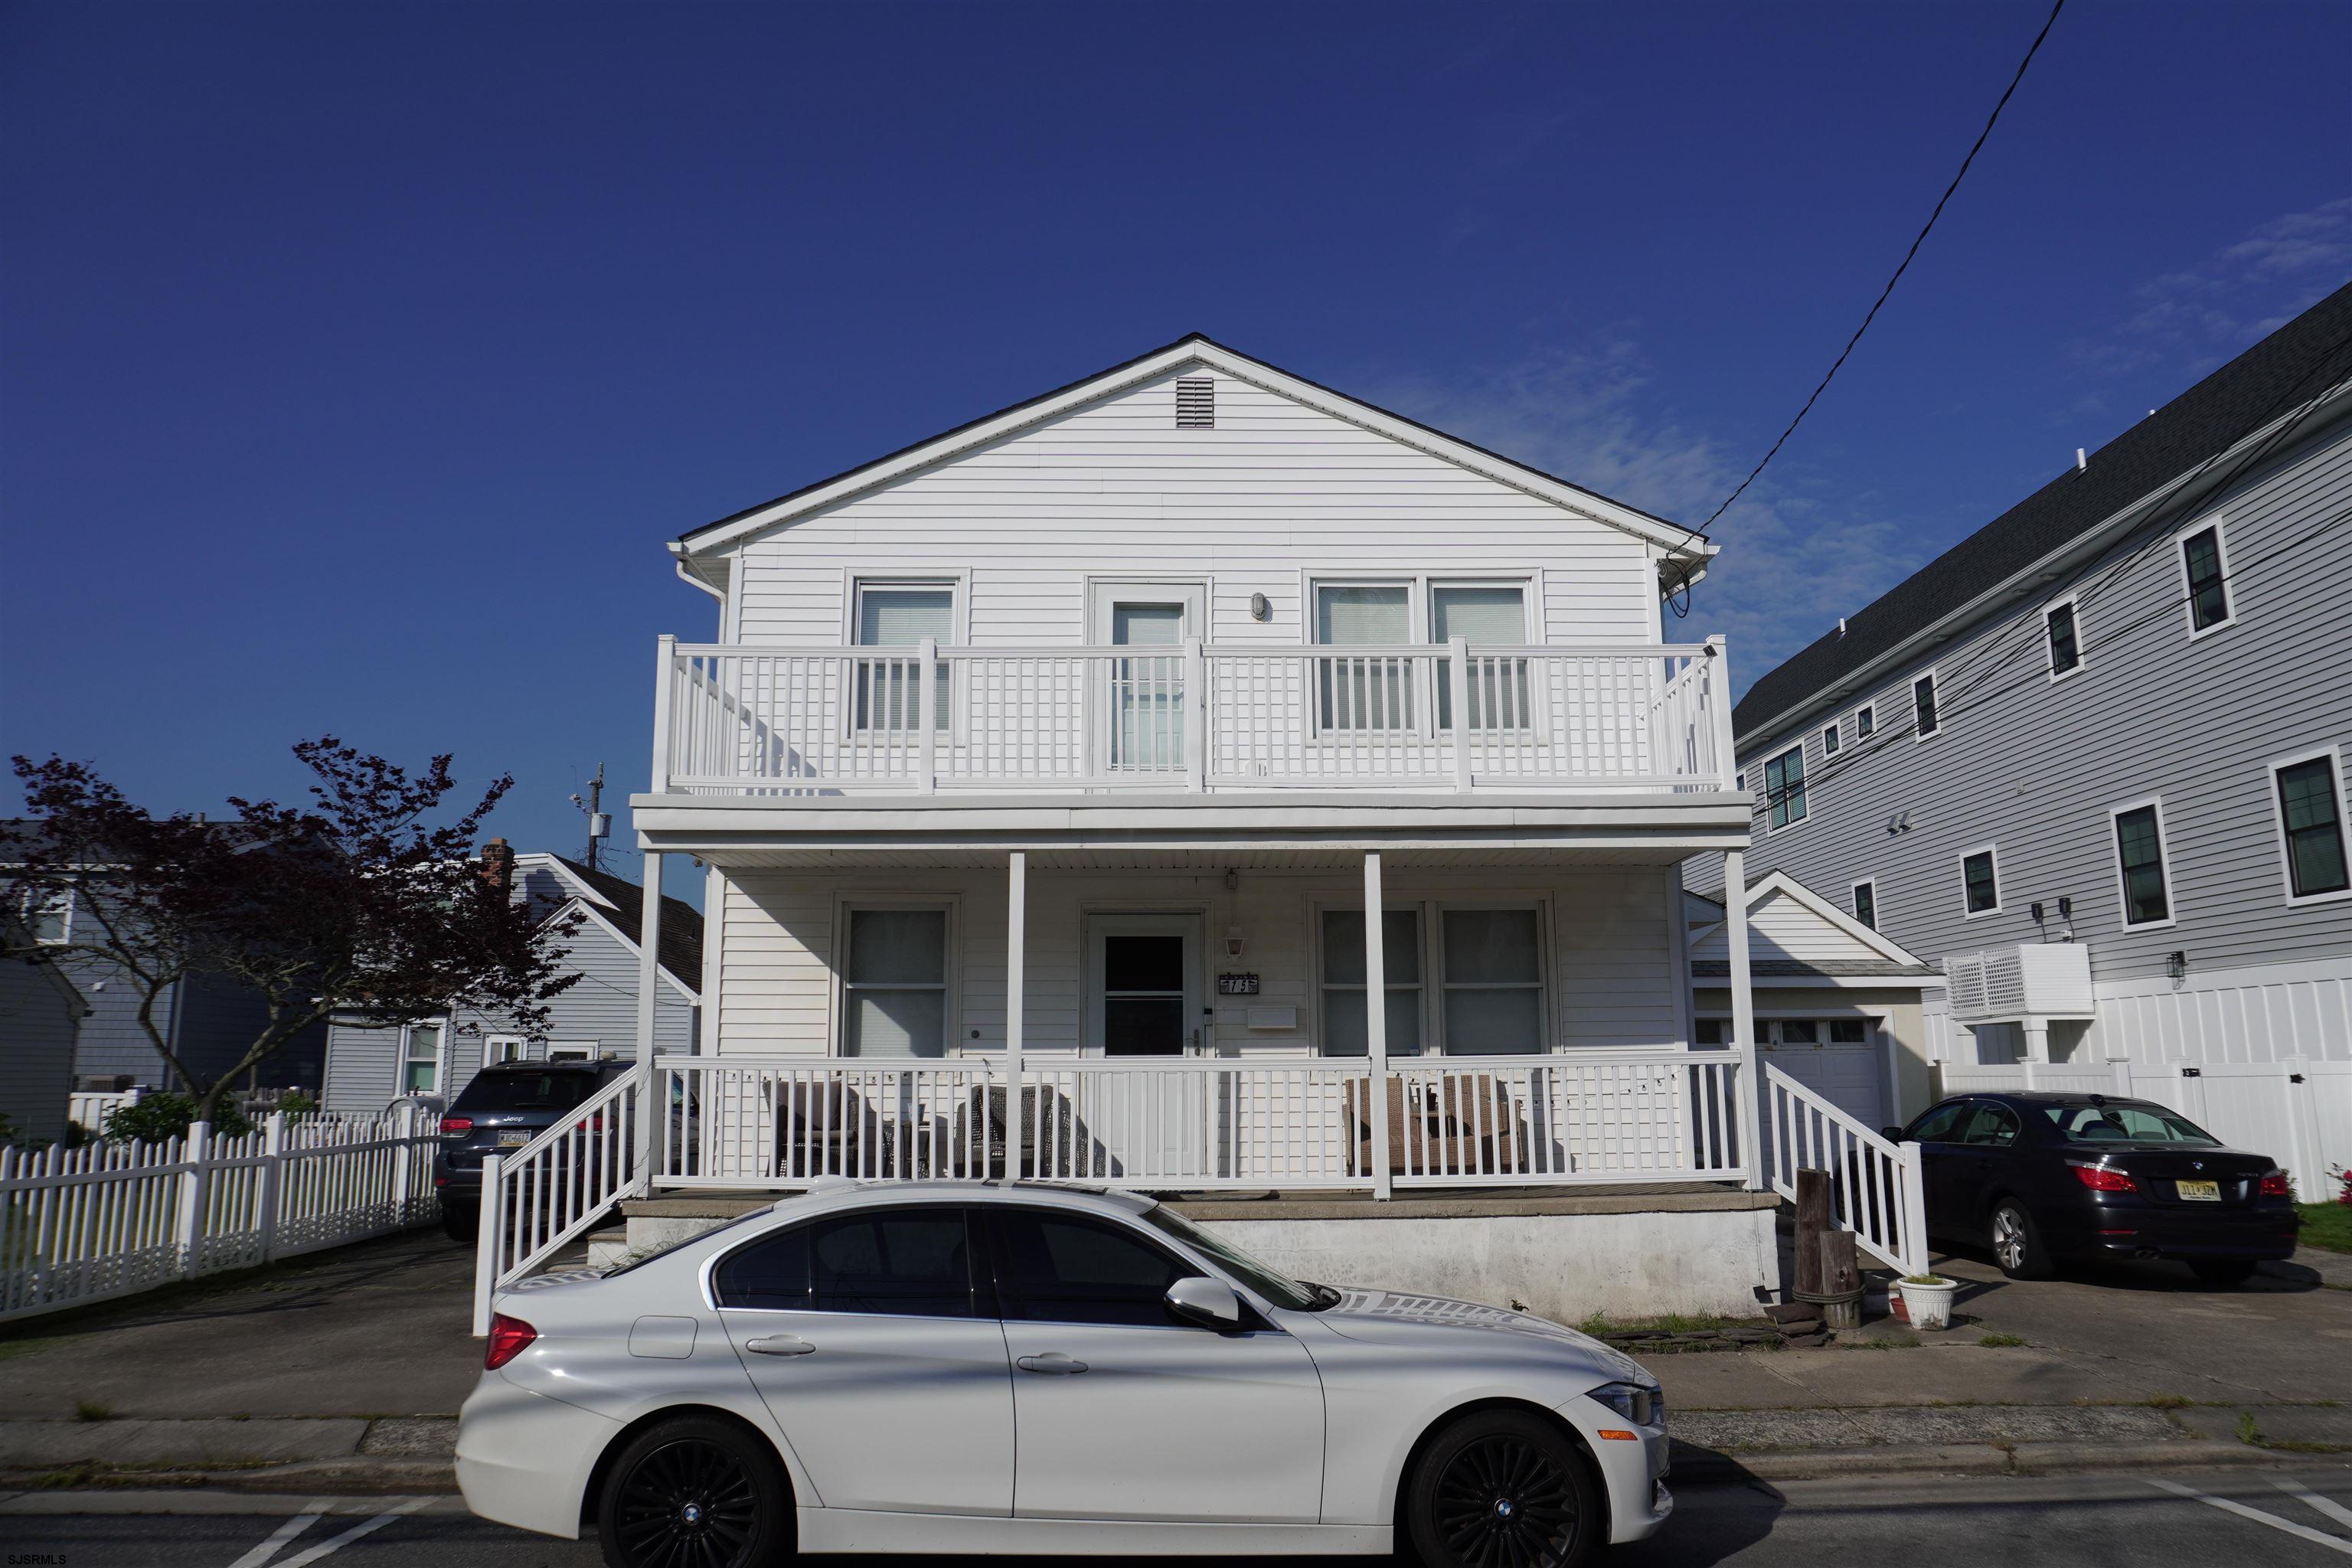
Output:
[1892,1092,2298,1285]
[435,1059,627,1241]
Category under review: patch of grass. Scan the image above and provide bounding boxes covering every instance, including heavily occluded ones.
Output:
[73,1399,112,1423]
[1576,1312,1760,1336]
[2144,1393,2193,1409]
[2296,1203,2352,1254]
[1843,1333,1922,1350]
[2234,1411,2262,1445]
[1978,1332,2028,1348]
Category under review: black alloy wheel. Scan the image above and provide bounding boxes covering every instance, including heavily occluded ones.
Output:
[598,1416,787,1568]
[1408,1410,1599,1568]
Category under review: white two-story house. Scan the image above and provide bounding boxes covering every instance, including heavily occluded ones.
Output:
[481,336,1903,1324]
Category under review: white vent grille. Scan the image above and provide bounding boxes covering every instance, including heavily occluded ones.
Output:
[1175,377,1214,429]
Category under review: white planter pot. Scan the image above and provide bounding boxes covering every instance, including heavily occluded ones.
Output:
[1898,1276,1959,1331]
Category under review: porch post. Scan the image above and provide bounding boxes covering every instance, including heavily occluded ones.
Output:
[636,851,665,1067]
[1724,849,1763,1191]
[1005,851,1026,1180]
[1364,849,1392,1200]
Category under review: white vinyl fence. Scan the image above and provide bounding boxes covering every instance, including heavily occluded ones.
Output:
[1936,1058,2352,1199]
[0,1108,442,1324]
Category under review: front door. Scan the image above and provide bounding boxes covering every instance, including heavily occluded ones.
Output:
[1086,914,1203,1057]
[1089,581,1204,776]
[983,1204,1325,1524]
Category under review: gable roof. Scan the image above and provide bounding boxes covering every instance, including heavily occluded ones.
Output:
[1686,868,1937,978]
[531,854,704,994]
[671,333,1718,579]
[1733,281,2352,744]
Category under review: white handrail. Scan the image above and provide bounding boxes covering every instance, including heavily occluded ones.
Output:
[1762,1064,1929,1275]
[473,1063,651,1334]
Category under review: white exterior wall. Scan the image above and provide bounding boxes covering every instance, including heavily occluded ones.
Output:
[711,865,1687,1057]
[722,365,1664,651]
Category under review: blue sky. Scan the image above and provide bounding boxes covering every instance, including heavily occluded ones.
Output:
[5,0,2347,893]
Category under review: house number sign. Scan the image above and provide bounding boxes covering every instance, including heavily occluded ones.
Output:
[1217,972,1260,995]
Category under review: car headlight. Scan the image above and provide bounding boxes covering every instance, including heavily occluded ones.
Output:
[1590,1380,1664,1428]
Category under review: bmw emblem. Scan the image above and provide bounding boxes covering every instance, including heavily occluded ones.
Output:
[1494,1498,1516,1520]
[681,1503,704,1526]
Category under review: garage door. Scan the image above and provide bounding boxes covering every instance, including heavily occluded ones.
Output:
[1758,1018,1885,1135]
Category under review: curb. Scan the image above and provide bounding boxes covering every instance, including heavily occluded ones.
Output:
[1671,1438,2320,1483]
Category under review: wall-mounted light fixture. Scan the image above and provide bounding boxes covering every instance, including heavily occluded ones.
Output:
[1249,593,1270,622]
[1222,867,1240,893]
[1225,927,1246,959]
[2167,950,2187,981]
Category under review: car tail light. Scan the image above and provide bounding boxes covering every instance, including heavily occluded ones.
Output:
[440,1117,474,1136]
[485,1314,537,1370]
[2258,1170,2292,1198]
[2067,1161,2137,1194]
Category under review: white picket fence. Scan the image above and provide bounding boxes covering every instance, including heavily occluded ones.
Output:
[0,1108,443,1323]
[1936,1057,2352,1198]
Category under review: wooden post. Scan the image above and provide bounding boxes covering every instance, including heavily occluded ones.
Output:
[1448,636,1472,792]
[1820,1231,1862,1330]
[1793,1166,1830,1297]
[1364,850,1392,1200]
[1726,849,1762,1189]
[1006,850,1027,1181]
[175,1121,212,1279]
[257,1111,286,1263]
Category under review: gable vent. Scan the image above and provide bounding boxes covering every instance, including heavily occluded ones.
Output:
[1175,377,1214,429]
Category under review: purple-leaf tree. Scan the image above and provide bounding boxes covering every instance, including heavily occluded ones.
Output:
[2,739,580,1125]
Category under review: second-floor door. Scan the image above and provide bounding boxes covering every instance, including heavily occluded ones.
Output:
[1089,581,1204,776]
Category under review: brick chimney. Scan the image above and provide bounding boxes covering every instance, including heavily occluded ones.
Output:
[479,837,515,897]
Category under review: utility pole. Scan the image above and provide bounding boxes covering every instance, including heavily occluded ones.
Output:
[570,763,610,872]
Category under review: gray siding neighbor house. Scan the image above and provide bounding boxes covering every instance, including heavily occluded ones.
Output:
[1698,283,2352,1170]
[322,851,703,1112]
[1,916,85,1145]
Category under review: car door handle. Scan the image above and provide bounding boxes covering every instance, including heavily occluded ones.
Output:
[744,1334,815,1357]
[1017,1353,1089,1375]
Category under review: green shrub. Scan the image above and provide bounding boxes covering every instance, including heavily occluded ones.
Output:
[275,1089,319,1116]
[100,1093,250,1144]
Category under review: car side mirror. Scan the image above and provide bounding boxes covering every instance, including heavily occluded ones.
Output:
[1881,1126,1906,1142]
[1165,1276,1242,1331]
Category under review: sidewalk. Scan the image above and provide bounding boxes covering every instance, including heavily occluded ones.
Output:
[0,1227,2345,1494]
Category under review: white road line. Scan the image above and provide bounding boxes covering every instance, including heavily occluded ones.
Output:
[224,1498,332,1568]
[2278,1478,2352,1534]
[2148,1478,2352,1557]
[269,1497,433,1568]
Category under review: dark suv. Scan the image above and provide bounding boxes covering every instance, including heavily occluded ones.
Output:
[435,1059,628,1241]
[1894,1091,2298,1285]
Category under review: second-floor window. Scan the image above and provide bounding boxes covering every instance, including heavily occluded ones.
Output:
[1852,880,1877,930]
[2275,753,2350,902]
[854,583,953,731]
[1822,721,1840,756]
[1315,584,1413,730]
[400,1024,443,1095]
[1962,849,2000,916]
[2112,803,2172,926]
[2046,600,2080,677]
[2181,524,2230,633]
[1430,585,1530,730]
[18,884,73,944]
[1856,704,1876,739]
[1763,745,1807,830]
[1913,674,1939,738]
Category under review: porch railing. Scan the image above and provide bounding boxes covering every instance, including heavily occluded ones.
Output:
[656,638,1732,795]
[1761,1065,1929,1276]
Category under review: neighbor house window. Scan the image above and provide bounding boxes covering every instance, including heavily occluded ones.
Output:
[1913,674,1939,738]
[1694,1018,1726,1047]
[853,583,953,730]
[2275,753,2351,901]
[1822,722,1840,756]
[1962,850,2000,916]
[1431,584,1530,730]
[2181,524,2230,632]
[19,884,73,944]
[400,1024,444,1095]
[1763,745,1808,830]
[1856,704,1876,739]
[486,1035,527,1065]
[842,908,949,1057]
[1440,908,1544,1054]
[1852,880,1877,930]
[1314,583,1413,730]
[1319,909,1422,1057]
[2046,600,2080,676]
[2112,803,2173,926]
[547,1043,598,1062]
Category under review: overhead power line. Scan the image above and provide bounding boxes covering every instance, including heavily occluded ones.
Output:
[1694,0,2067,537]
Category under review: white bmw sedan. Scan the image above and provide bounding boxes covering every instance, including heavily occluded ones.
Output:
[458,1181,1671,1568]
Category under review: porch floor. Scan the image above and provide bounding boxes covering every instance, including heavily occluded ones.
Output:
[621,1181,1772,1223]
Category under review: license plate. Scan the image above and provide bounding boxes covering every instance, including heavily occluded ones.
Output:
[498,1131,531,1148]
[2176,1178,2220,1201]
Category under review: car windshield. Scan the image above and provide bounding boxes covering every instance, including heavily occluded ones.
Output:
[454,1072,599,1113]
[2040,1103,2220,1145]
[1138,1204,1329,1311]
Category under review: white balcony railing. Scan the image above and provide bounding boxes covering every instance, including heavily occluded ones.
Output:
[654,637,1733,795]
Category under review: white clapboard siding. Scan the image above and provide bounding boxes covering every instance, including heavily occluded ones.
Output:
[1687,887,1892,966]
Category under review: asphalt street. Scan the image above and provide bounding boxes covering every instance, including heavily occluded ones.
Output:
[6,1468,2352,1568]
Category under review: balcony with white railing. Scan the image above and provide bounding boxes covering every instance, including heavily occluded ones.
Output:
[652,635,1735,797]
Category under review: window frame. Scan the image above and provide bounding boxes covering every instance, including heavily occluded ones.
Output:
[1959,845,2002,919]
[18,884,74,945]
[1821,720,1840,758]
[832,896,960,1059]
[2044,594,2083,681]
[485,1034,528,1065]
[982,1204,1210,1329]
[2107,796,2177,930]
[1851,878,1877,932]
[2177,519,2236,639]
[1313,903,1427,1060]
[397,1021,447,1098]
[546,1041,599,1062]
[1432,900,1551,1057]
[844,573,968,737]
[2269,745,2352,907]
[1762,743,1808,831]
[1302,571,1539,739]
[1855,704,1876,740]
[1912,670,1941,741]
[710,1206,982,1320]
